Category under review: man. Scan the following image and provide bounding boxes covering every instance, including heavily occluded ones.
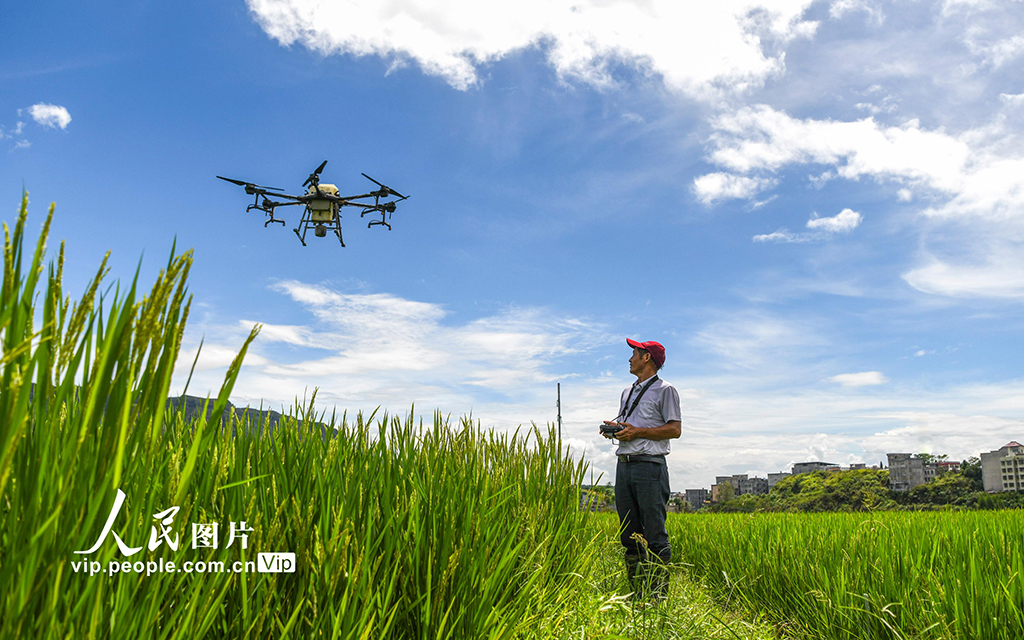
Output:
[600,338,681,599]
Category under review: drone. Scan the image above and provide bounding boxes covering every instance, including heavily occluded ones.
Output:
[217,160,408,247]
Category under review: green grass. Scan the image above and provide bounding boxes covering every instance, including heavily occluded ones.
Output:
[573,517,783,640]
[661,510,1024,639]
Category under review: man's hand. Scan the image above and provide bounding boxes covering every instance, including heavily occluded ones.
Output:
[600,420,621,439]
[612,421,642,441]
[600,420,681,441]
[601,421,641,441]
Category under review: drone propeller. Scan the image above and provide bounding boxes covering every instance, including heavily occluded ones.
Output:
[303,160,328,187]
[217,176,285,192]
[361,173,408,200]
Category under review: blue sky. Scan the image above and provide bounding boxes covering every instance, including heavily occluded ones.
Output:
[3,0,1024,490]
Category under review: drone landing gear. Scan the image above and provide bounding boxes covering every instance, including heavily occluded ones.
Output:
[293,207,345,247]
[246,201,286,227]
[361,204,394,230]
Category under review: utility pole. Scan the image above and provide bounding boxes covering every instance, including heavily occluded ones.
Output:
[557,383,562,442]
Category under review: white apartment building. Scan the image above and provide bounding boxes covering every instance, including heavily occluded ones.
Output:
[982,441,1024,492]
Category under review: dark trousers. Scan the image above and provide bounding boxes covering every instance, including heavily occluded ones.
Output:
[615,459,671,564]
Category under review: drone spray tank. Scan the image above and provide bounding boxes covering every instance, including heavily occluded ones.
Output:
[308,183,340,237]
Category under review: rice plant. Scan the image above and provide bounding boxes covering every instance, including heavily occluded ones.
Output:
[0,194,602,639]
[663,510,1024,639]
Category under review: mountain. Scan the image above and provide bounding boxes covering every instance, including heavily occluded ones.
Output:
[165,395,334,439]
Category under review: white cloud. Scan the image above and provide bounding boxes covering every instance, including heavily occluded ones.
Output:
[941,0,996,14]
[903,250,1024,298]
[828,371,888,386]
[703,106,972,192]
[27,103,71,129]
[806,208,862,233]
[700,104,1024,297]
[854,100,898,115]
[245,0,818,96]
[754,208,861,242]
[753,229,805,243]
[693,172,774,204]
[2,118,30,146]
[692,311,826,368]
[968,33,1024,68]
[944,0,1024,68]
[1001,92,1024,106]
[829,0,884,23]
[807,171,834,189]
[176,281,608,415]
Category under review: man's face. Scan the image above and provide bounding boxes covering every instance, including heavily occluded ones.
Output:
[628,347,649,375]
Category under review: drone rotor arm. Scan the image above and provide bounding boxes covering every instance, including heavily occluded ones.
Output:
[218,176,287,192]
[361,173,407,199]
[334,192,378,201]
[265,192,306,201]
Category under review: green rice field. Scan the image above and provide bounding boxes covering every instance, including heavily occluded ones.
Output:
[3,197,1023,638]
[594,510,1024,639]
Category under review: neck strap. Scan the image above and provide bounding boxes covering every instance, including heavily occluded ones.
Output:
[619,376,658,421]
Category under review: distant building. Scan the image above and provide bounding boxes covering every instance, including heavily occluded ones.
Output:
[887,453,925,492]
[667,491,687,512]
[713,475,741,502]
[888,453,962,492]
[768,472,791,489]
[684,488,709,511]
[792,461,838,475]
[925,460,960,482]
[739,476,768,495]
[711,483,725,502]
[714,474,768,497]
[936,461,961,474]
[981,441,1024,492]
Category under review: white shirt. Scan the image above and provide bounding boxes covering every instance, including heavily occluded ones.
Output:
[614,375,681,456]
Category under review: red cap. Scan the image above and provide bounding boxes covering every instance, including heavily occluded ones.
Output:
[627,338,666,368]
